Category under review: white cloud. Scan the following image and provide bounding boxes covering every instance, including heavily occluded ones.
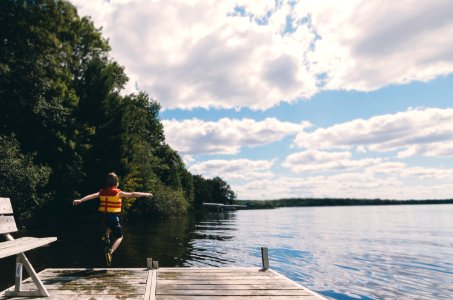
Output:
[282,148,453,181]
[294,108,453,157]
[300,0,453,91]
[397,166,453,180]
[70,0,318,110]
[233,170,453,200]
[188,159,274,181]
[282,150,383,172]
[162,118,309,155]
[397,141,453,158]
[70,0,453,109]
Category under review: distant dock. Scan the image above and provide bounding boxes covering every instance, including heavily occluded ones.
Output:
[1,267,326,299]
[203,202,247,212]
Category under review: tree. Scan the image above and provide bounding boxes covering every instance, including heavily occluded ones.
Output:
[0,135,52,225]
[0,0,111,205]
[180,169,195,208]
[192,175,212,209]
[208,177,236,204]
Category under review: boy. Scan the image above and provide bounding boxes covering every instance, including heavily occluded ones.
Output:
[73,172,153,266]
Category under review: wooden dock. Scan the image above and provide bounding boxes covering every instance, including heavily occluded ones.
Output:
[1,267,326,299]
[202,203,247,211]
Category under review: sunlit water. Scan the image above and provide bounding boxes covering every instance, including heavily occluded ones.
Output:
[1,205,452,299]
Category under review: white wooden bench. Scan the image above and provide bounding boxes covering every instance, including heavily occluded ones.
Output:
[0,197,57,297]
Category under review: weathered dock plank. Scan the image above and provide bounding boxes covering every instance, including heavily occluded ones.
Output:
[157,289,314,296]
[1,268,148,300]
[156,268,326,300]
[1,267,326,300]
[158,279,290,285]
[159,284,298,290]
[156,297,319,300]
[160,267,262,272]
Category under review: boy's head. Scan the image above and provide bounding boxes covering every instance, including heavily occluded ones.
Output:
[105,172,119,188]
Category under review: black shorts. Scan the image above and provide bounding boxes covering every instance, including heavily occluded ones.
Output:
[102,213,123,239]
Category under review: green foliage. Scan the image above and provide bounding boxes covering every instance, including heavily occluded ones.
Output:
[192,175,212,209]
[0,135,52,225]
[130,183,189,218]
[180,169,195,207]
[0,0,111,204]
[191,175,237,208]
[207,177,236,204]
[154,144,185,189]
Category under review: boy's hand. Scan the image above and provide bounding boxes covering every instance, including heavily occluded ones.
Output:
[73,199,82,206]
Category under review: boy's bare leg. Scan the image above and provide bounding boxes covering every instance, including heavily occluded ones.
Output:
[111,237,123,253]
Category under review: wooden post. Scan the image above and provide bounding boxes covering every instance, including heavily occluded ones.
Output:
[152,261,159,269]
[147,258,153,269]
[261,247,269,271]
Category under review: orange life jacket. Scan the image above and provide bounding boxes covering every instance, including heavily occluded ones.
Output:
[98,188,122,213]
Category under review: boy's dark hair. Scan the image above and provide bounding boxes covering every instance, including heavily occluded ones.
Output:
[105,172,119,187]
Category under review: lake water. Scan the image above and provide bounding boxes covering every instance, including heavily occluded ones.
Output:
[1,204,452,299]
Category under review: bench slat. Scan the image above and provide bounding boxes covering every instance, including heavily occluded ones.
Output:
[0,237,57,259]
[0,215,18,234]
[0,198,13,214]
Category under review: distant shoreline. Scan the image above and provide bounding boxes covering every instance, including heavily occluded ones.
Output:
[234,198,453,209]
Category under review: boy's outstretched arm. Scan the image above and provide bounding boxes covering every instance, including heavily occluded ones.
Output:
[119,192,153,199]
[73,192,100,206]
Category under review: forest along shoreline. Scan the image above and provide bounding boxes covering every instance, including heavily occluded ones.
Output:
[235,198,453,209]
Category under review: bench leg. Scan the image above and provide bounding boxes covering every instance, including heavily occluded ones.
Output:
[5,253,50,297]
[14,255,22,292]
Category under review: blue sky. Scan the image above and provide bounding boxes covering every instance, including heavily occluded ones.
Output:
[71,0,453,200]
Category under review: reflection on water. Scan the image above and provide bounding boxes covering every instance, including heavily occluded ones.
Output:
[1,205,452,299]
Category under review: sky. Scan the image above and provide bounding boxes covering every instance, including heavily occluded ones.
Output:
[70,0,453,200]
